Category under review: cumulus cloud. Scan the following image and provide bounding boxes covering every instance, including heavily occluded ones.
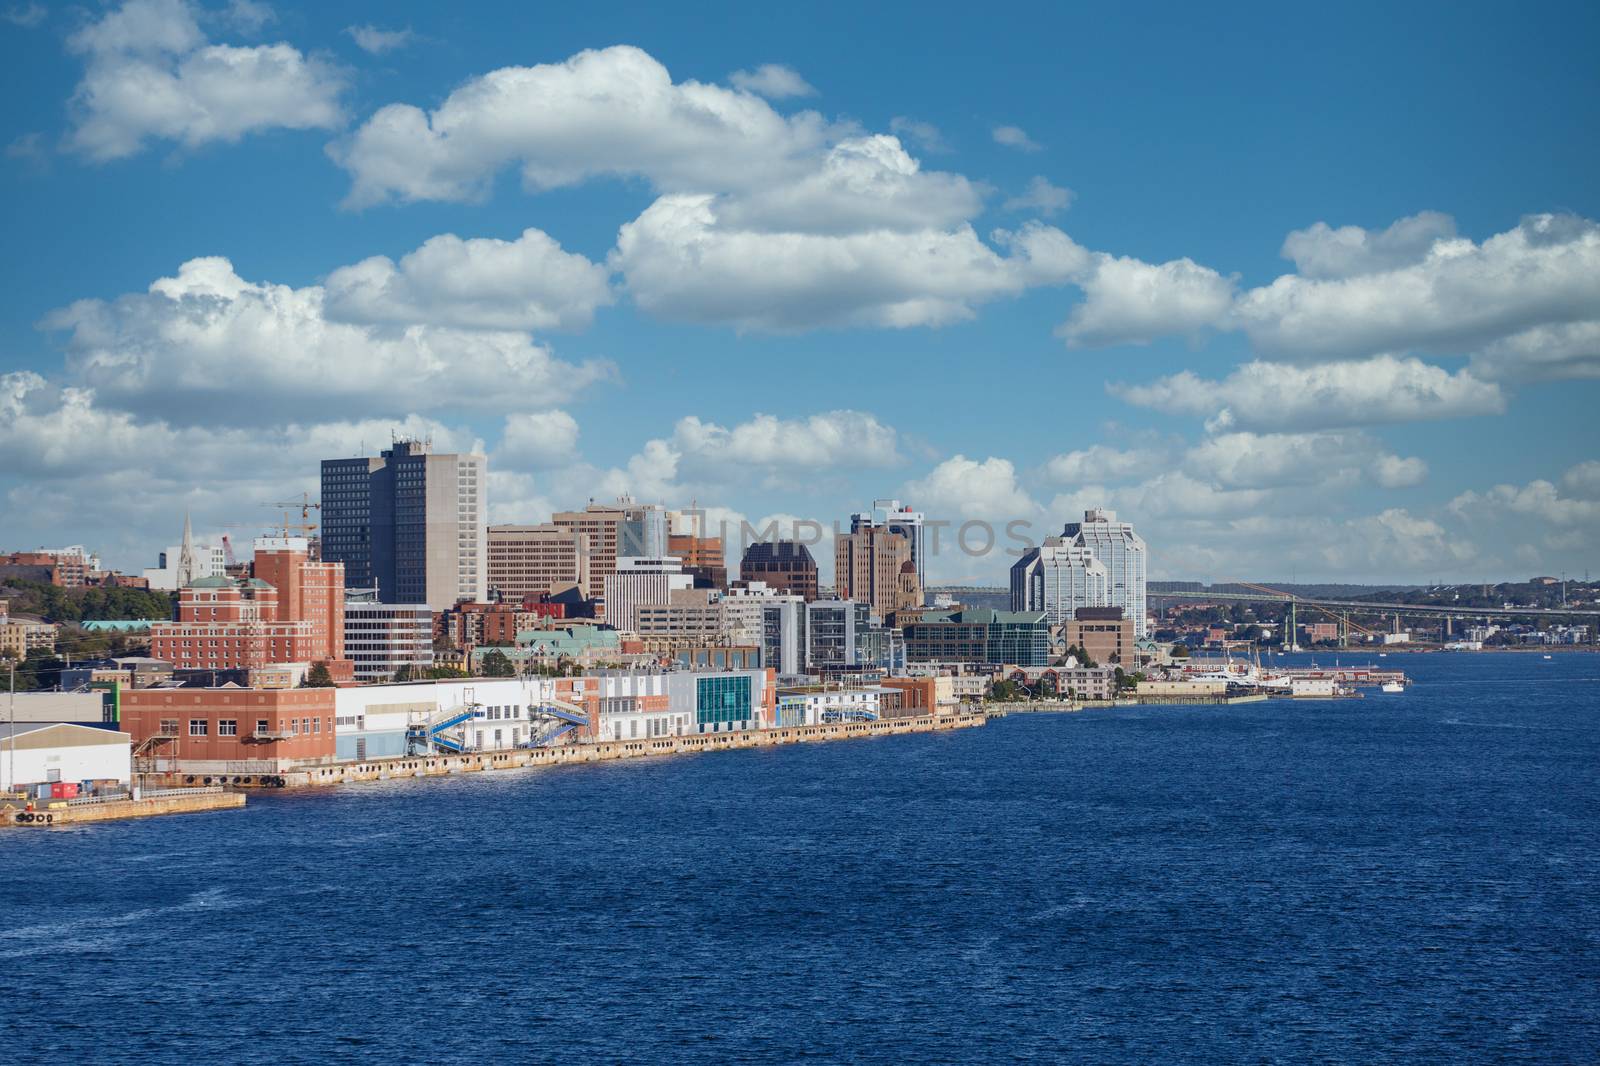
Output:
[1043,444,1168,484]
[1450,479,1600,527]
[324,227,613,331]
[1561,460,1600,499]
[498,411,580,469]
[1059,254,1236,347]
[992,125,1040,151]
[345,24,413,55]
[903,455,1040,521]
[1236,213,1600,364]
[332,45,834,207]
[673,410,900,469]
[1004,176,1074,216]
[41,256,614,425]
[65,0,345,161]
[728,63,816,99]
[1372,453,1428,489]
[613,197,1087,330]
[1470,320,1600,382]
[1111,355,1507,431]
[1279,210,1457,279]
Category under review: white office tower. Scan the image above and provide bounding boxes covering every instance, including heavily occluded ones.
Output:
[1010,537,1109,624]
[875,498,927,592]
[1065,509,1148,638]
[343,592,434,681]
[603,556,694,633]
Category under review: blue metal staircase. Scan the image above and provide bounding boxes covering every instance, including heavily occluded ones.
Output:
[406,703,479,755]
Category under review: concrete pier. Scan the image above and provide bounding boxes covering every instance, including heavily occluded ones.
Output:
[147,711,991,791]
[5,789,245,828]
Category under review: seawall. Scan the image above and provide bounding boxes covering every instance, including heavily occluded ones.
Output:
[154,711,990,791]
[6,789,245,828]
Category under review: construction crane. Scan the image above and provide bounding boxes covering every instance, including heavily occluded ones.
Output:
[263,493,321,538]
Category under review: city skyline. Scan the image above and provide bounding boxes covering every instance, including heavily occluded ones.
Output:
[3,2,1598,585]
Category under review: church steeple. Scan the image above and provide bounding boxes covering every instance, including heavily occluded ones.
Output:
[176,511,197,589]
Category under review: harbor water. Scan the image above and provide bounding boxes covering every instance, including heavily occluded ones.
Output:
[2,651,1597,1061]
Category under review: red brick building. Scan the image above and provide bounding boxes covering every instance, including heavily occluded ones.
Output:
[148,538,351,676]
[122,688,337,772]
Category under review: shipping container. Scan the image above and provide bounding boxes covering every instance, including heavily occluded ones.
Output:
[50,782,80,799]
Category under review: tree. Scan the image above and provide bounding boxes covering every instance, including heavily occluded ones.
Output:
[1169,643,1190,659]
[304,661,335,687]
[480,649,515,677]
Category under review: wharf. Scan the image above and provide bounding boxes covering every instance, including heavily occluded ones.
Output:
[143,711,989,791]
[5,787,244,829]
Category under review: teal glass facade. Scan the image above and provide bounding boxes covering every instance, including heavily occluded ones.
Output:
[696,675,752,725]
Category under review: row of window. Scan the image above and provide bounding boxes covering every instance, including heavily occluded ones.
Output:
[179,717,323,737]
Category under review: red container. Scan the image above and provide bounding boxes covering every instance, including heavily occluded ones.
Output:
[50,782,79,799]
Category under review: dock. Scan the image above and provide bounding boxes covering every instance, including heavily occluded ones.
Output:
[5,786,245,828]
[137,711,991,791]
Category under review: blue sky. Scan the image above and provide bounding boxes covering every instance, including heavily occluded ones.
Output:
[1,0,1597,585]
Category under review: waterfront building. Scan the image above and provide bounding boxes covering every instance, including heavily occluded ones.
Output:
[1064,509,1148,638]
[1010,537,1110,625]
[775,687,882,727]
[320,439,487,609]
[836,517,921,616]
[343,592,434,681]
[121,688,337,774]
[1005,665,1117,701]
[603,556,695,633]
[738,540,819,601]
[1064,606,1135,666]
[0,723,131,791]
[487,524,589,602]
[903,608,1050,667]
[148,538,351,677]
[806,599,874,670]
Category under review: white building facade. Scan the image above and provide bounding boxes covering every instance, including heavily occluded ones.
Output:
[1010,538,1110,625]
[1065,509,1148,638]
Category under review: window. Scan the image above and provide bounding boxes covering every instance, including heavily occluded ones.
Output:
[159,718,178,736]
[257,720,269,735]
[312,717,321,734]
[189,719,208,736]
[218,719,237,737]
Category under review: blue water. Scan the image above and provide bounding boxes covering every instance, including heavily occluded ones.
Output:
[3,652,1597,1062]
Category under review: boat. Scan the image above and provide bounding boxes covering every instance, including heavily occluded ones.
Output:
[1381,681,1404,694]
[1543,654,1553,660]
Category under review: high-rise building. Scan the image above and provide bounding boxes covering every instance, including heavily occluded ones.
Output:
[806,599,874,670]
[487,524,590,601]
[836,517,921,616]
[1010,537,1110,624]
[552,501,627,602]
[1064,509,1148,638]
[602,556,694,633]
[618,498,669,559]
[739,541,819,601]
[875,499,926,590]
[321,439,487,609]
[667,533,727,590]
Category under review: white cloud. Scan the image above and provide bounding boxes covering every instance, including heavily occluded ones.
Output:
[1043,444,1168,484]
[1450,479,1600,527]
[1280,211,1457,279]
[612,196,1086,330]
[65,0,345,161]
[728,63,816,99]
[1004,175,1074,216]
[345,24,413,55]
[992,125,1040,151]
[42,256,614,425]
[888,116,947,154]
[1111,355,1506,431]
[903,455,1040,521]
[4,2,46,27]
[1236,214,1600,364]
[1561,460,1600,499]
[1469,320,1600,382]
[1372,453,1428,489]
[1059,253,1236,347]
[498,411,580,469]
[221,0,273,33]
[324,227,613,332]
[333,45,834,207]
[673,410,900,469]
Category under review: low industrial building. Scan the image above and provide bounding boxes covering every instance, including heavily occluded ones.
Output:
[0,722,132,791]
